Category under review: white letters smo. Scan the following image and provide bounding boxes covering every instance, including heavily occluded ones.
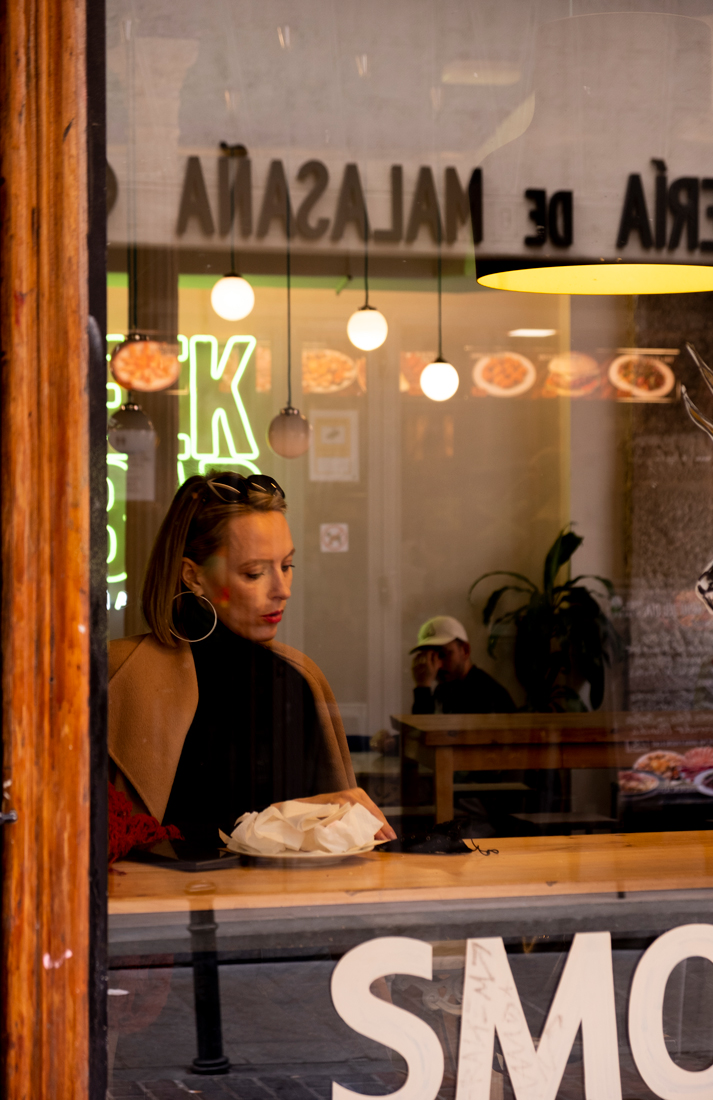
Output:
[629,923,713,1099]
[455,932,620,1100]
[330,934,620,1100]
[332,927,713,1100]
[330,937,445,1100]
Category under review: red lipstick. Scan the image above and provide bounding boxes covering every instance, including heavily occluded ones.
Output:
[262,611,282,624]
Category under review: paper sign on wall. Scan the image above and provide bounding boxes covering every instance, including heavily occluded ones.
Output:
[309,410,359,482]
[320,523,349,553]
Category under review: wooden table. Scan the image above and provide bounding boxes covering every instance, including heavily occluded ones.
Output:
[391,711,713,822]
[109,831,713,916]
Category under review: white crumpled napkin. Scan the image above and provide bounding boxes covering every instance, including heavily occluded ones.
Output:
[219,799,382,856]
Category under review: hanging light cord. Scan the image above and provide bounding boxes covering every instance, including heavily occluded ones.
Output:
[437,247,443,360]
[286,191,292,408]
[437,214,444,360]
[230,162,236,274]
[363,205,370,307]
[128,246,138,334]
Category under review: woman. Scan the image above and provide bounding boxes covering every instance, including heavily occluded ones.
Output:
[109,471,395,847]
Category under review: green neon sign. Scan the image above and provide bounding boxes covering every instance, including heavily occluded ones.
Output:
[106,332,262,599]
[106,332,260,472]
[187,334,260,474]
[106,453,128,590]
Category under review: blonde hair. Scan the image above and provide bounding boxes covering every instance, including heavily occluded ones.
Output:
[142,471,287,646]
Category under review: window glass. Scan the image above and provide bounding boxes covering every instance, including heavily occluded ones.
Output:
[105,4,713,1096]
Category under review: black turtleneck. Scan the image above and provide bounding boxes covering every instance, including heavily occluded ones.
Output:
[162,620,328,846]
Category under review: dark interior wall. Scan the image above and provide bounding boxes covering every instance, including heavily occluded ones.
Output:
[124,247,179,636]
[629,292,713,710]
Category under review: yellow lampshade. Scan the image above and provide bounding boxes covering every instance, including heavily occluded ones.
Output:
[478,264,713,296]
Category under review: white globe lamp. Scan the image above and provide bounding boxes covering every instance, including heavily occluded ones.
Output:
[347,305,388,351]
[210,274,255,321]
[420,357,459,402]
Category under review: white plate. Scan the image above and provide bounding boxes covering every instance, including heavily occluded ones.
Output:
[226,840,386,864]
[608,354,675,399]
[472,353,536,397]
[693,768,713,797]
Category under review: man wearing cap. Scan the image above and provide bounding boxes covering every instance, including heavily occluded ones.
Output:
[411,616,515,714]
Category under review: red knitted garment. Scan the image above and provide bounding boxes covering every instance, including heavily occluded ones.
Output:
[108,782,183,866]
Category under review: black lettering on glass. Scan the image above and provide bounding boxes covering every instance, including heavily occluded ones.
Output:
[177,156,215,237]
[295,160,330,240]
[373,166,403,243]
[444,167,470,244]
[406,166,441,243]
[652,159,667,249]
[256,160,294,238]
[468,168,483,246]
[700,179,713,252]
[668,177,699,251]
[616,174,652,249]
[331,163,368,241]
[548,191,573,247]
[524,189,547,246]
[218,157,252,237]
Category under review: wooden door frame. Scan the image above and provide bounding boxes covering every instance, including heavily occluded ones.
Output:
[87,0,108,1094]
[0,0,108,1096]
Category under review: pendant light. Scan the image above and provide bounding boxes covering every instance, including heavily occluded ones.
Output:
[478,262,713,296]
[347,208,388,351]
[211,144,255,321]
[420,236,459,402]
[107,397,154,452]
[268,192,311,458]
[472,15,713,297]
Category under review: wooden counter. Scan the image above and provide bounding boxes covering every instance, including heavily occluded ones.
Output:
[109,831,713,915]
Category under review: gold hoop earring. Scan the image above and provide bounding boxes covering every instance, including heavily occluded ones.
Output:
[169,591,218,643]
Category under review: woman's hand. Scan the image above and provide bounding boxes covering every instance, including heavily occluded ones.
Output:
[294,788,397,841]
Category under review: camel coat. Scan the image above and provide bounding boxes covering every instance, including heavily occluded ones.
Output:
[108,633,356,823]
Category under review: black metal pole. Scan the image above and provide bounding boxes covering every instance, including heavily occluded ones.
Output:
[188,906,231,1075]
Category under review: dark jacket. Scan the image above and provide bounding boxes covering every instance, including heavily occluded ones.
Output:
[412,664,515,714]
[109,632,356,823]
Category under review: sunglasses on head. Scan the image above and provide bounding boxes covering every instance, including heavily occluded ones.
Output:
[204,473,285,504]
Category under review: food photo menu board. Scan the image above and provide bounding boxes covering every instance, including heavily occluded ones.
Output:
[468,348,679,401]
[299,346,681,401]
[619,747,713,828]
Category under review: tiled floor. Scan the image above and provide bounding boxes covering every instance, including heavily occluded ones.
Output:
[107,1069,410,1100]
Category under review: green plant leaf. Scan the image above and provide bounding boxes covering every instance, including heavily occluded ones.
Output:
[566,574,616,597]
[469,570,537,602]
[486,610,522,656]
[543,528,583,593]
[470,526,621,713]
[481,585,533,625]
[550,685,588,713]
[512,603,557,695]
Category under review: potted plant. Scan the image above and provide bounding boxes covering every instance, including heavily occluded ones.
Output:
[469,528,622,712]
